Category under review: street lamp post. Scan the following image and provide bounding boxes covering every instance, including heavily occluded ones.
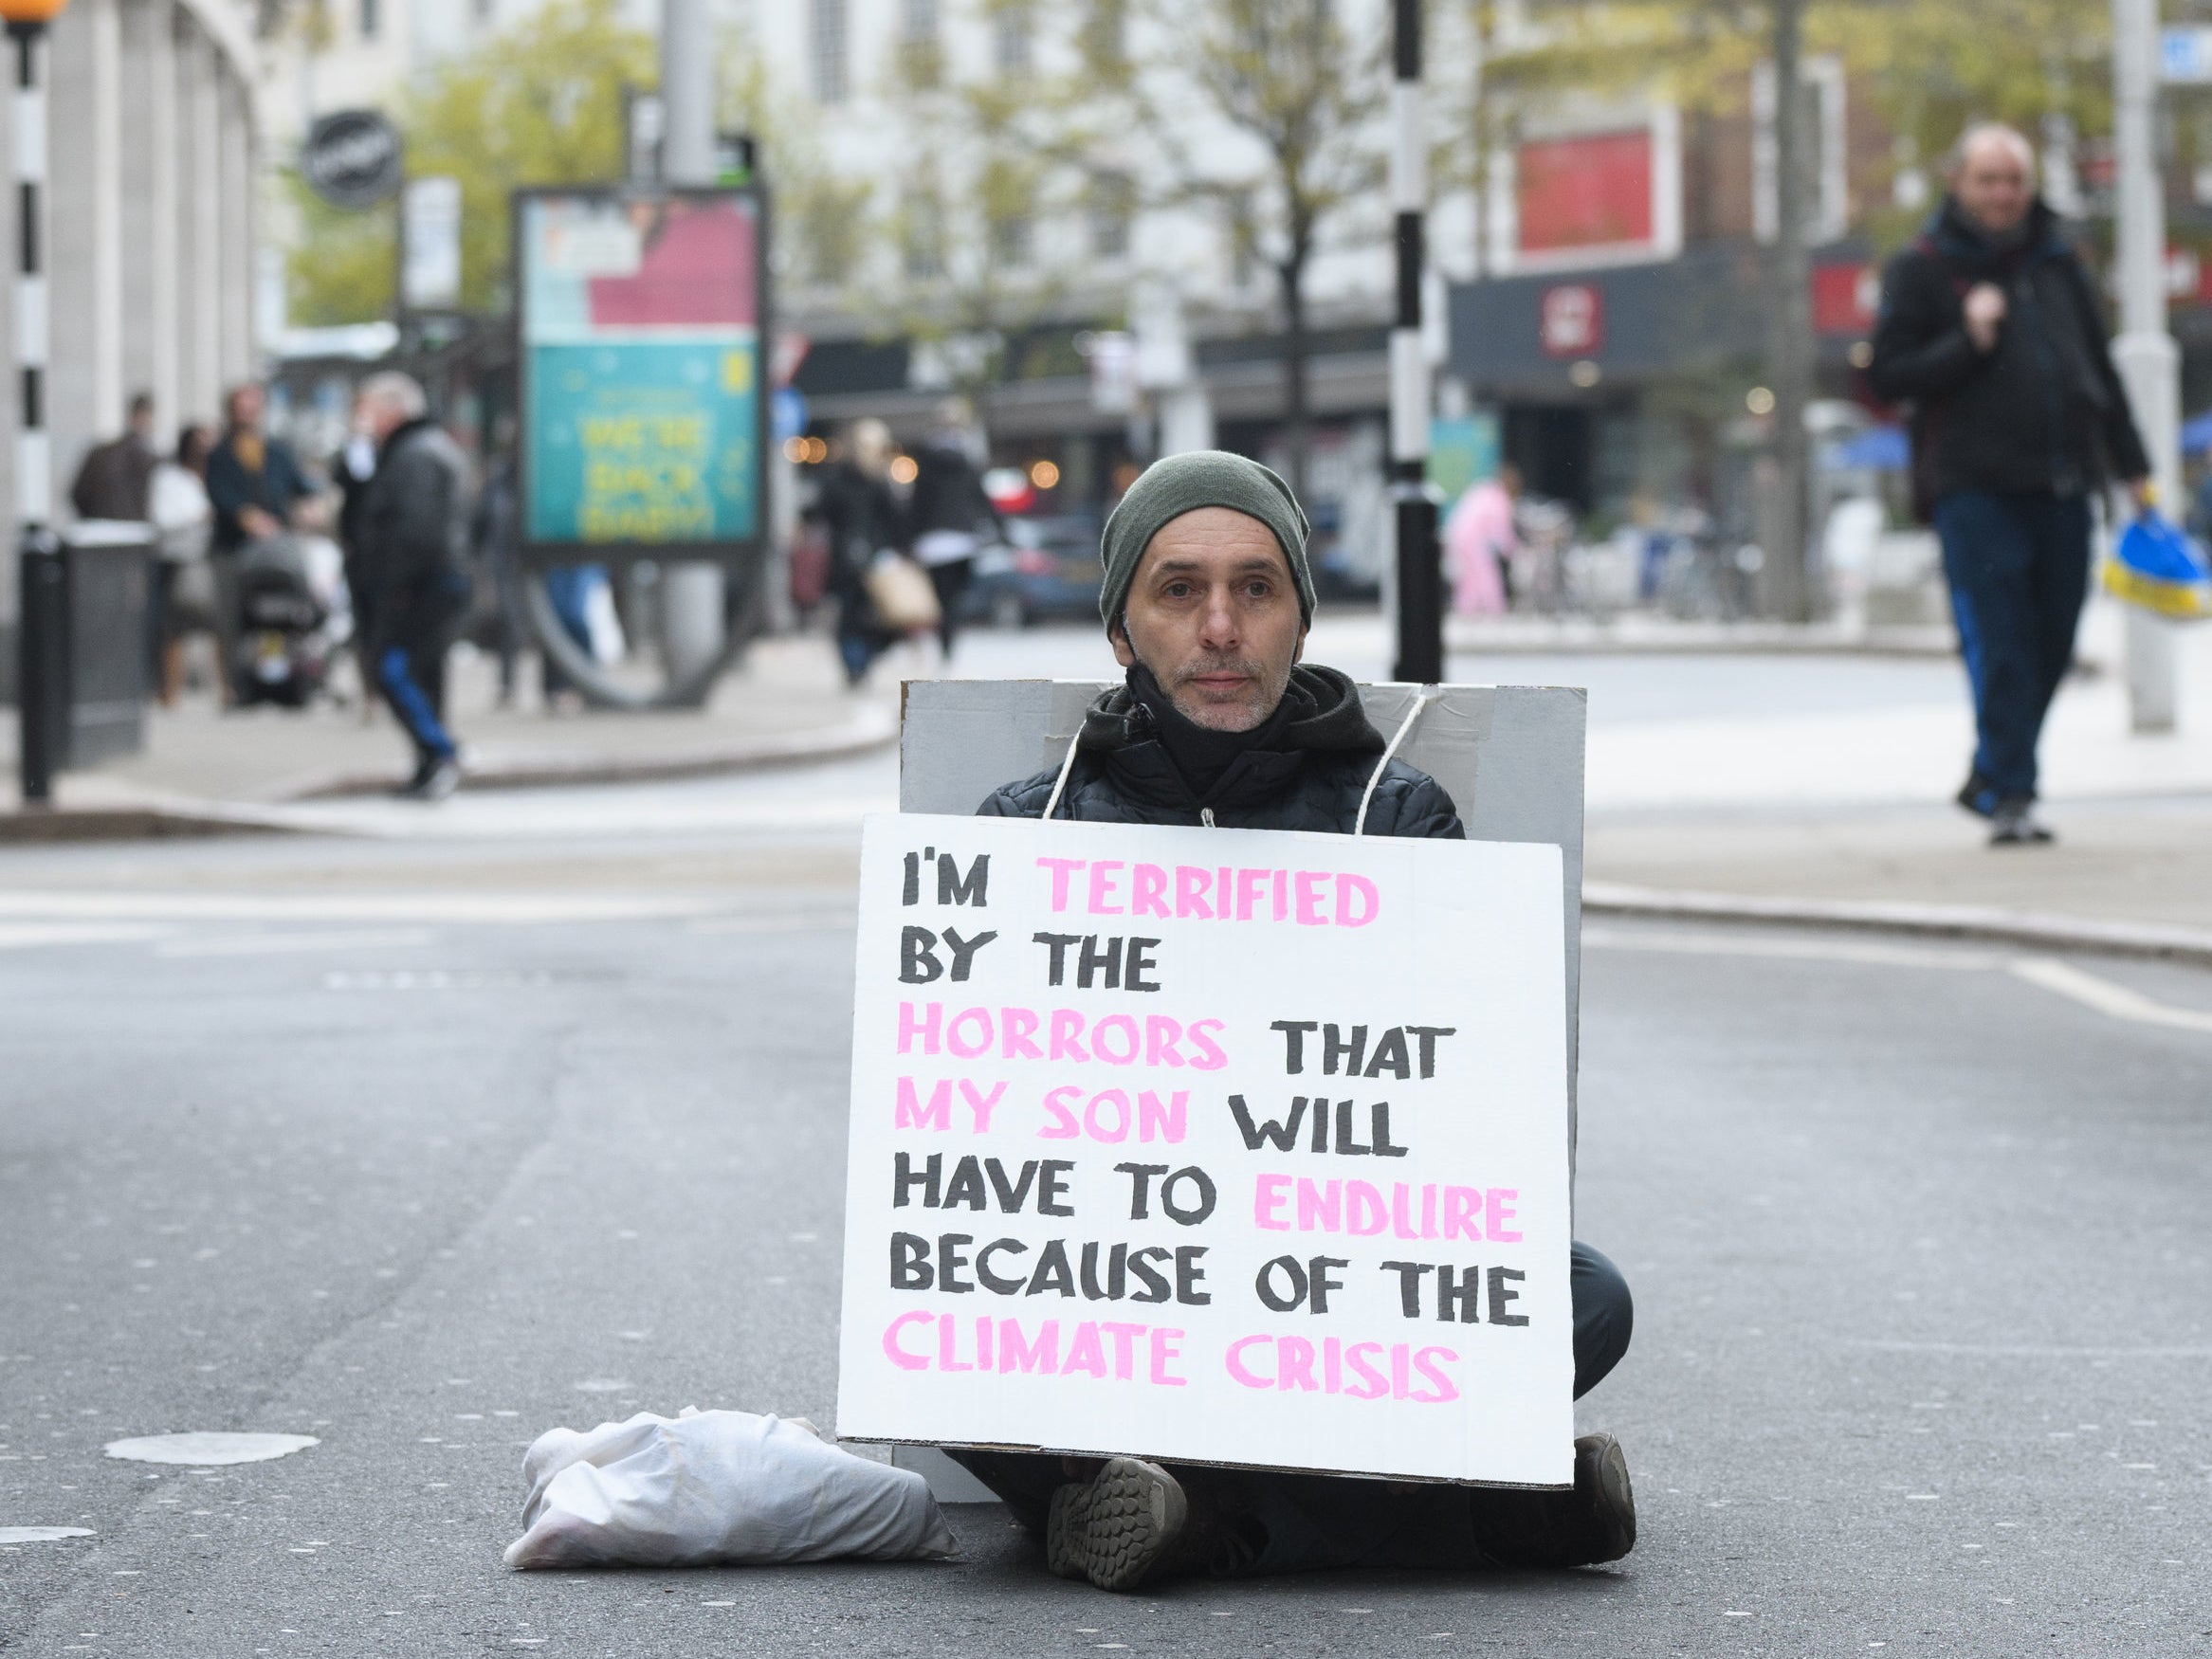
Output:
[2111,0,2182,733]
[1389,0,1442,685]
[5,0,70,805]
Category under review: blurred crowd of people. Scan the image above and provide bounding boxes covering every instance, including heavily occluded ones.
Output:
[68,372,481,801]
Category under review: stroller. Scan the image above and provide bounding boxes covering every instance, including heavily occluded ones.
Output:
[230,533,354,707]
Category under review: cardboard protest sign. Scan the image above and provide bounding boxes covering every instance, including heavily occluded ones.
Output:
[836,813,1575,1487]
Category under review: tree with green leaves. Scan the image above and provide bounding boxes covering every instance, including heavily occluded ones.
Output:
[286,0,652,325]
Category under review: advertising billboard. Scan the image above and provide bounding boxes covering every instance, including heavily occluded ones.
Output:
[515,188,769,566]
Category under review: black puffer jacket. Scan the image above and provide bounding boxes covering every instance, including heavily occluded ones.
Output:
[1869,197,2148,502]
[977,664,1466,838]
[356,417,475,587]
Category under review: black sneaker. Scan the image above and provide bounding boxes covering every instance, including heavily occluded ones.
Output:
[1988,799,2054,846]
[1955,768,1998,819]
[401,756,462,802]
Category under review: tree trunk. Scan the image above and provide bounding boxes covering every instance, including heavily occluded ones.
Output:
[1764,0,1816,623]
[1278,250,1311,502]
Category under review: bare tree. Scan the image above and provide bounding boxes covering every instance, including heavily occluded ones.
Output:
[1130,0,1383,498]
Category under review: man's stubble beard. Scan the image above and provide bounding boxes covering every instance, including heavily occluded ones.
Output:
[1158,650,1292,734]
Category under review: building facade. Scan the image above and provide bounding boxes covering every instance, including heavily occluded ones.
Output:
[0,0,263,666]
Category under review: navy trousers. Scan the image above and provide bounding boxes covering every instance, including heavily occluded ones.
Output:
[949,1240,1634,1575]
[370,567,471,765]
[1931,490,2093,807]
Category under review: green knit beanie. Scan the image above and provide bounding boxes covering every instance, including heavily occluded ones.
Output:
[1097,450,1315,633]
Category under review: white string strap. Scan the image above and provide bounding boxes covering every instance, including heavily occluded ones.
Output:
[1039,734,1083,822]
[1355,687,1437,836]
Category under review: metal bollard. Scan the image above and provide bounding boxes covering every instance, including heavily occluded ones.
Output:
[16,526,64,805]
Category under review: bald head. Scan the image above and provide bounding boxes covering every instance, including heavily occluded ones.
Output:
[1947,123,2038,238]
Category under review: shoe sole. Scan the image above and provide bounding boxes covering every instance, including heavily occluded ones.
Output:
[1080,1457,1187,1592]
[1044,1481,1091,1580]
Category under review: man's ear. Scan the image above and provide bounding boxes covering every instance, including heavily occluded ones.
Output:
[1109,619,1137,670]
[1293,623,1308,665]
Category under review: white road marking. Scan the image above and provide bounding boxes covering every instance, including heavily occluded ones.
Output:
[0,1526,94,1542]
[686,913,855,935]
[103,1432,319,1466]
[1588,926,2212,1037]
[0,922,172,950]
[0,891,731,924]
[2008,957,2212,1035]
[156,929,434,958]
[1582,925,1999,972]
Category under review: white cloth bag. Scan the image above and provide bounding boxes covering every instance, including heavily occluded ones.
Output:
[503,1409,959,1570]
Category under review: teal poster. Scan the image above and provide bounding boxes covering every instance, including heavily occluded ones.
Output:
[520,194,761,548]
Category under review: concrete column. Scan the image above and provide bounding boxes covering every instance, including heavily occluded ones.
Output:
[119,0,181,435]
[216,67,254,387]
[47,0,127,507]
[174,20,223,423]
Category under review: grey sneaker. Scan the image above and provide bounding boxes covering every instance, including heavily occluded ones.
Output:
[1988,800,2053,846]
[1056,1457,1190,1592]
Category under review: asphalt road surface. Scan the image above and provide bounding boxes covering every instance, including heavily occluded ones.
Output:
[3,806,2209,1657]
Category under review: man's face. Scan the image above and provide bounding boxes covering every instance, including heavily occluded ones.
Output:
[358,395,406,445]
[1111,507,1307,733]
[229,386,264,429]
[1954,136,2033,237]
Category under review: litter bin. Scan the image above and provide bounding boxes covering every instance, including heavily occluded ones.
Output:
[17,520,155,802]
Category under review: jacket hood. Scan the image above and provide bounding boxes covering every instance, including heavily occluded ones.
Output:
[1928,195,2064,269]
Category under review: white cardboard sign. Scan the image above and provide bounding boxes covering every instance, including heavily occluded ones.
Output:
[836,812,1575,1486]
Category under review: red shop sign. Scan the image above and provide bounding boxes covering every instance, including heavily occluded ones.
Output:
[1539,283,1604,358]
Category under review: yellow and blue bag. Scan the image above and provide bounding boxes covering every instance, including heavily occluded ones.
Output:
[2104,510,2212,620]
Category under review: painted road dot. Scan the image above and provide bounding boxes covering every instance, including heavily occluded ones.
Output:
[104,1433,318,1467]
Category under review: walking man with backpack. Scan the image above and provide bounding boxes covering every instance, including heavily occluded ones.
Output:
[1870,123,2150,847]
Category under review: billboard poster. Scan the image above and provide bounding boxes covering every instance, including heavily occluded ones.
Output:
[516,190,766,561]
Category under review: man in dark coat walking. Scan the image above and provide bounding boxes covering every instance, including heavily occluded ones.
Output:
[957,449,1637,1593]
[353,373,475,801]
[69,392,159,522]
[1870,123,2150,846]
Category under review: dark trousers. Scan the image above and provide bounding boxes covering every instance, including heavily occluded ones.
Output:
[925,556,974,656]
[1932,490,2093,806]
[949,1239,1634,1575]
[370,568,471,764]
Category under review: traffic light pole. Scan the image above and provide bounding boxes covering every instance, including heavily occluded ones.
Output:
[1389,0,1442,685]
[11,19,55,804]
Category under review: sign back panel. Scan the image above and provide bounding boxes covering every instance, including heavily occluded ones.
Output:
[837,813,1576,1487]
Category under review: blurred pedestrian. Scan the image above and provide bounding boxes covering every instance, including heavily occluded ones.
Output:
[1870,122,2149,848]
[69,392,159,522]
[353,373,476,801]
[148,424,215,706]
[811,418,905,686]
[473,416,525,708]
[1445,462,1518,617]
[206,383,318,705]
[906,398,1004,659]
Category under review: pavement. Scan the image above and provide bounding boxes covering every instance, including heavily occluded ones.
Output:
[0,634,899,819]
[0,816,2207,1655]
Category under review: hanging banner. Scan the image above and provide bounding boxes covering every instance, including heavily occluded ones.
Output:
[513,188,770,567]
[837,812,1576,1487]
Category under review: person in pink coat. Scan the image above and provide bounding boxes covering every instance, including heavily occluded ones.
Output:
[1445,463,1519,616]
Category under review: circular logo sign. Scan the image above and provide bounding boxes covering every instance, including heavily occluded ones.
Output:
[301,109,403,210]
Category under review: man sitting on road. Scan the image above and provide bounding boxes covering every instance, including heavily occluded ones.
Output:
[950,449,1636,1592]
